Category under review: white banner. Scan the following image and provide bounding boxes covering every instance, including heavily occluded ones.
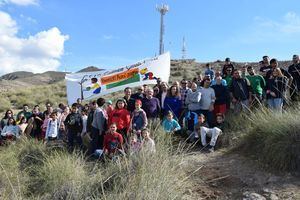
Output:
[65,52,170,104]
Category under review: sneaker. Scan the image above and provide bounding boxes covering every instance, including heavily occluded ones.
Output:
[208,146,214,153]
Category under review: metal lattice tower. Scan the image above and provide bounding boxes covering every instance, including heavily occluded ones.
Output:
[156,4,169,55]
[182,37,187,59]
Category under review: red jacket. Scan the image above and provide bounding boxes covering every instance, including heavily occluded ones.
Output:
[103,132,123,154]
[109,108,130,131]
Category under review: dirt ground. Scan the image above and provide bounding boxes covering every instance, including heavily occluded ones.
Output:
[182,150,300,200]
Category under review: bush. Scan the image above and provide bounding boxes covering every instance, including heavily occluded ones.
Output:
[235,109,300,172]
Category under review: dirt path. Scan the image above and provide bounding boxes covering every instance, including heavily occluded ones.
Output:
[182,150,300,200]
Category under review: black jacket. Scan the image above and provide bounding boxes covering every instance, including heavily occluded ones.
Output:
[64,112,83,133]
[212,84,229,105]
[266,77,288,99]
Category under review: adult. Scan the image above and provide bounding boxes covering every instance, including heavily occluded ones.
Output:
[156,82,169,109]
[163,85,182,119]
[266,59,292,85]
[131,86,145,101]
[142,88,161,119]
[123,87,136,113]
[199,77,216,127]
[180,79,191,110]
[1,118,21,139]
[27,105,44,139]
[246,66,266,106]
[230,69,252,113]
[17,104,32,121]
[204,63,215,79]
[90,98,107,154]
[266,68,288,111]
[259,55,272,79]
[1,110,14,131]
[222,57,235,77]
[288,55,300,101]
[43,102,53,118]
[211,76,229,115]
[186,82,202,114]
[211,71,227,86]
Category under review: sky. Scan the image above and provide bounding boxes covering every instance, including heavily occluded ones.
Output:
[0,0,300,75]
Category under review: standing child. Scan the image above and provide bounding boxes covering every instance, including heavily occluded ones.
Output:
[45,112,59,141]
[141,128,155,153]
[105,100,114,120]
[162,111,181,134]
[129,99,148,141]
[103,123,124,159]
[41,111,50,141]
[64,103,83,150]
[81,109,88,137]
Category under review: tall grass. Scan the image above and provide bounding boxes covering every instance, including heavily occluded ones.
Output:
[0,125,190,200]
[235,108,300,172]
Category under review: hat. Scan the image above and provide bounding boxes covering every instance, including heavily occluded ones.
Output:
[225,57,230,62]
[135,99,142,105]
[107,100,113,105]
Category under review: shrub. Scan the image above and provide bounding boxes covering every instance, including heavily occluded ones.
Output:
[235,109,300,172]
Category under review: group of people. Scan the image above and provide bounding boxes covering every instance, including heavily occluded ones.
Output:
[1,54,299,156]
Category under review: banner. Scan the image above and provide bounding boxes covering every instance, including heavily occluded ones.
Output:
[65,52,170,104]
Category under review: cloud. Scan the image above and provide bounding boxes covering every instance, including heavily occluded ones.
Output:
[0,11,69,75]
[101,34,120,40]
[1,0,38,6]
[227,11,300,46]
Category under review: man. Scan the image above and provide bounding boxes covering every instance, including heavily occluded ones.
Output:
[222,57,235,76]
[246,66,266,106]
[89,98,107,154]
[123,87,135,113]
[230,69,252,113]
[142,88,161,119]
[288,55,300,101]
[199,77,216,127]
[180,79,191,110]
[43,102,53,118]
[131,86,145,101]
[17,104,32,121]
[211,71,227,86]
[204,63,215,79]
[259,55,272,79]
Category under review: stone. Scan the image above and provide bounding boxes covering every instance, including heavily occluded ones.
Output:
[243,191,266,200]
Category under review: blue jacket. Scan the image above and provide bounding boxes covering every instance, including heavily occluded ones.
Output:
[163,97,182,119]
[162,119,181,133]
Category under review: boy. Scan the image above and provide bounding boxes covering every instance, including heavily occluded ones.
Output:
[64,103,83,150]
[45,111,59,141]
[162,111,181,134]
[103,123,124,159]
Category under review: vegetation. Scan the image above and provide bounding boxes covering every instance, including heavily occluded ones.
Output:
[0,125,189,200]
[234,108,300,172]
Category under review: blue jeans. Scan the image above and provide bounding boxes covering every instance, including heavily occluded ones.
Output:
[267,98,283,111]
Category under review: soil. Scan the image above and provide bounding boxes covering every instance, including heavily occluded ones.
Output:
[182,149,300,200]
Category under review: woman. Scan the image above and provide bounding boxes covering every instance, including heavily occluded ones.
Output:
[1,110,14,131]
[18,117,28,135]
[1,117,21,139]
[266,68,288,111]
[163,85,182,119]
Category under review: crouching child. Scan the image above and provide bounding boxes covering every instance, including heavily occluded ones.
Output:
[103,123,124,160]
[162,111,181,134]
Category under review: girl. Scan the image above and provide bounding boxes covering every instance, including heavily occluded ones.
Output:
[162,111,181,134]
[58,106,70,140]
[1,118,21,140]
[129,134,142,154]
[41,111,50,140]
[266,68,288,111]
[18,117,28,135]
[141,128,155,153]
[129,99,148,141]
[103,123,124,159]
[45,112,59,141]
[109,99,131,141]
[163,85,182,119]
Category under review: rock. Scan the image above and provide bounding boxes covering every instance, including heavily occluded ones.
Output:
[269,194,279,200]
[267,176,280,183]
[243,192,266,200]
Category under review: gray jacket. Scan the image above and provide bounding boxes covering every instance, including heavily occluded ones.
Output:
[186,90,202,111]
[91,107,107,132]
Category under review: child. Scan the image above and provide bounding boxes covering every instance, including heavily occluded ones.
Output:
[109,99,131,141]
[129,134,142,154]
[129,99,148,141]
[106,100,114,120]
[103,123,124,159]
[41,111,50,140]
[81,109,88,138]
[215,113,225,130]
[162,111,181,134]
[141,128,155,153]
[195,114,222,152]
[45,112,59,141]
[18,117,28,135]
[64,103,83,150]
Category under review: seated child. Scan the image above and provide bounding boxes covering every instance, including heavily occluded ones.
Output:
[129,134,142,154]
[103,123,124,159]
[141,128,156,153]
[162,111,181,134]
[194,114,222,152]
